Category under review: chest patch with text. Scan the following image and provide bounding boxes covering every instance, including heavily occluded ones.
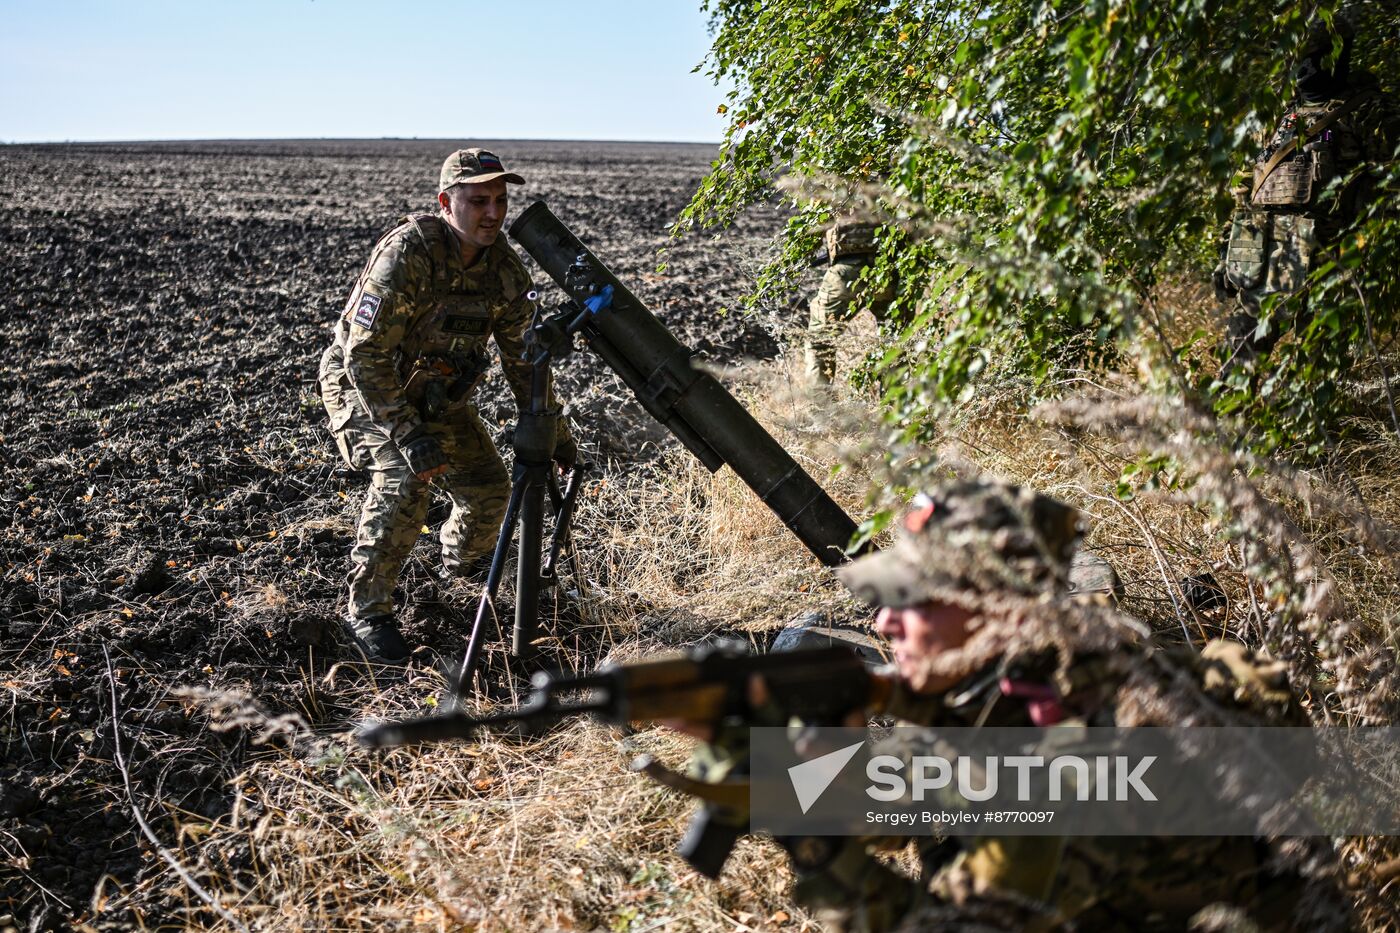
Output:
[443,314,490,336]
[352,294,382,329]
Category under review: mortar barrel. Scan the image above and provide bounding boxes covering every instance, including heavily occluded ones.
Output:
[510,201,861,567]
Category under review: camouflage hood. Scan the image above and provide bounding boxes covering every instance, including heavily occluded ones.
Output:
[838,480,1083,608]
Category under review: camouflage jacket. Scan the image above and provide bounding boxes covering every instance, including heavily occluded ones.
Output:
[327,212,566,446]
[781,641,1313,933]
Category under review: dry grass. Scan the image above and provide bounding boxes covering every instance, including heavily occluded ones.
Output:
[157,372,875,932]
[201,702,790,932]
[155,302,1400,931]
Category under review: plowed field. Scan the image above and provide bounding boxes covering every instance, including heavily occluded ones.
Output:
[1,139,798,930]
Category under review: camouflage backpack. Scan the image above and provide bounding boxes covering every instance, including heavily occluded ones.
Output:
[823,221,883,262]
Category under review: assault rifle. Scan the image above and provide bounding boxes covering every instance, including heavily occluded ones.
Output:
[360,641,892,877]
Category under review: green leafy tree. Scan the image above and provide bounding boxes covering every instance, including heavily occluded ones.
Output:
[683,0,1399,456]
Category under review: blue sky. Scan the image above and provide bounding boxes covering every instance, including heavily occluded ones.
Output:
[0,0,729,143]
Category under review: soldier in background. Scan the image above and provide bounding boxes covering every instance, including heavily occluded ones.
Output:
[674,480,1333,931]
[804,218,897,384]
[1215,12,1398,362]
[318,149,575,661]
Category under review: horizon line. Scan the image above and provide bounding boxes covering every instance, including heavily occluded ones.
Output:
[0,135,725,147]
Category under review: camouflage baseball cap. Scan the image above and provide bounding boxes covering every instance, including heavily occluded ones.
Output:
[838,480,1082,607]
[439,148,525,192]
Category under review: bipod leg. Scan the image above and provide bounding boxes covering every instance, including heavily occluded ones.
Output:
[511,461,548,656]
[542,464,585,583]
[452,477,526,701]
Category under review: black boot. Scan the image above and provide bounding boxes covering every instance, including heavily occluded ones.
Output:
[439,552,494,585]
[346,614,411,662]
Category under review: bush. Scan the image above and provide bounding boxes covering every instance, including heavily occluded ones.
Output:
[683,0,1400,455]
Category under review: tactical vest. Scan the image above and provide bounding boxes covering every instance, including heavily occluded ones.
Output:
[1223,89,1382,293]
[398,214,494,418]
[333,213,494,421]
[823,221,882,262]
[1250,91,1377,211]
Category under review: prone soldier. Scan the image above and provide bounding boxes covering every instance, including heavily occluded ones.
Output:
[319,149,575,661]
[360,479,1338,928]
[680,480,1334,931]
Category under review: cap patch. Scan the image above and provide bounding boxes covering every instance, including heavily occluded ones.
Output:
[353,293,382,329]
[478,153,503,171]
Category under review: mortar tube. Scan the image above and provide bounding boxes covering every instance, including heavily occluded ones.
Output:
[510,201,863,567]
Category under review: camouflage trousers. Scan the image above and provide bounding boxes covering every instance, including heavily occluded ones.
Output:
[320,364,508,622]
[1221,211,1319,361]
[806,257,896,384]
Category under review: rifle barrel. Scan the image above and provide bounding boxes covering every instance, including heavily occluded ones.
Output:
[357,713,480,747]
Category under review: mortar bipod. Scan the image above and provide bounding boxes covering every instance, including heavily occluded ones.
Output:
[451,290,600,700]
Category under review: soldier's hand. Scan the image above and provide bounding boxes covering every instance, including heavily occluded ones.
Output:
[657,674,772,742]
[400,433,448,481]
[659,718,715,742]
[656,675,865,744]
[553,435,578,471]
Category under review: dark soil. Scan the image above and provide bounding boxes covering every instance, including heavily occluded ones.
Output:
[0,139,797,931]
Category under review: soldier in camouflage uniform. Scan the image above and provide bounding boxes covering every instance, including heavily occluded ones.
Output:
[676,480,1330,931]
[319,149,574,661]
[804,219,897,384]
[1215,13,1398,362]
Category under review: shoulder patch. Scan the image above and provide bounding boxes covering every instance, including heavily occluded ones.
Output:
[353,293,382,329]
